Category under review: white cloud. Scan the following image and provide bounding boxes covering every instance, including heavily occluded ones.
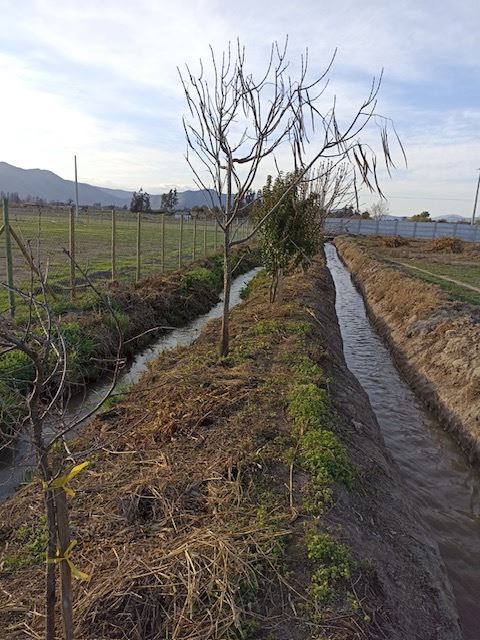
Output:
[0,0,478,214]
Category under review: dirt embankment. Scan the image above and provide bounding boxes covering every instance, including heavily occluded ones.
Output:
[58,247,261,383]
[335,237,480,463]
[0,248,260,443]
[0,257,461,639]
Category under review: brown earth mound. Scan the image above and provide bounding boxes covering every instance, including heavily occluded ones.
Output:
[382,236,410,248]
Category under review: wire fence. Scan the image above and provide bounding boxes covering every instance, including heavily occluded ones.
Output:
[0,201,253,318]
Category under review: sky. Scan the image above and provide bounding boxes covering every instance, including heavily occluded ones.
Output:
[0,0,478,217]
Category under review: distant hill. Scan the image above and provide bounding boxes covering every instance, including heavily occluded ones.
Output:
[432,214,469,223]
[0,162,226,210]
[0,162,131,207]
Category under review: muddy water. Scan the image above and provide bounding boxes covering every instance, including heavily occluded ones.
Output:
[325,243,479,640]
[0,267,261,501]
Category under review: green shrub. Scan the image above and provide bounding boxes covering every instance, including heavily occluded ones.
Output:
[0,350,35,394]
[180,259,223,293]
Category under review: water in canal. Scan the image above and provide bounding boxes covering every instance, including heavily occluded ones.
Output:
[325,243,479,639]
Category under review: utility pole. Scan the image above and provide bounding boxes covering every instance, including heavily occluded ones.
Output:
[74,155,79,220]
[472,168,480,226]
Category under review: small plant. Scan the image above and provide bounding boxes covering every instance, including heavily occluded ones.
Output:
[307,532,353,604]
[2,516,49,572]
[287,383,331,433]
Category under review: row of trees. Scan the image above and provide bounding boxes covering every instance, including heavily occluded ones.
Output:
[130,188,180,213]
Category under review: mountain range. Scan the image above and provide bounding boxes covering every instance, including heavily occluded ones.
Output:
[0,162,224,210]
[0,162,470,220]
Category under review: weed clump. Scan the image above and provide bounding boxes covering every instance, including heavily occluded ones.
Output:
[1,516,48,573]
[252,319,313,336]
[286,360,355,515]
[287,383,331,433]
[299,430,355,489]
[307,532,353,604]
[382,236,409,248]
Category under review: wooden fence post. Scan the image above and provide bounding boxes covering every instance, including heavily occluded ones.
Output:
[2,198,15,317]
[136,211,141,282]
[69,206,76,300]
[161,214,165,272]
[111,209,116,281]
[178,214,184,268]
[54,489,74,640]
[192,215,197,261]
[214,221,218,252]
[203,214,208,256]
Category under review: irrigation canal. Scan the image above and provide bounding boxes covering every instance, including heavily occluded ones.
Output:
[326,242,479,639]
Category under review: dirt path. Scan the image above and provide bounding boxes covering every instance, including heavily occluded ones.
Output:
[396,261,480,293]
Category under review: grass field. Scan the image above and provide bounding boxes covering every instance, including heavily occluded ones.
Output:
[356,236,480,306]
[0,207,251,321]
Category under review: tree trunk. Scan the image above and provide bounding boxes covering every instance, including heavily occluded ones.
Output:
[220,226,231,357]
[276,267,284,302]
[55,489,74,640]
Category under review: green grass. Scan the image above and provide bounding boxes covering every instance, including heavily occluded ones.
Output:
[404,262,480,306]
[408,260,480,287]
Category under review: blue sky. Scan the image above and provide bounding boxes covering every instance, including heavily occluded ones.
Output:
[0,0,478,216]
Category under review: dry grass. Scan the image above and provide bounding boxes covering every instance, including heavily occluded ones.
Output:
[425,237,464,253]
[381,236,410,248]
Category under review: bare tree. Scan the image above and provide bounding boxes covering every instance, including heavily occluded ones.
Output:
[179,38,404,355]
[308,161,356,220]
[369,199,390,220]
